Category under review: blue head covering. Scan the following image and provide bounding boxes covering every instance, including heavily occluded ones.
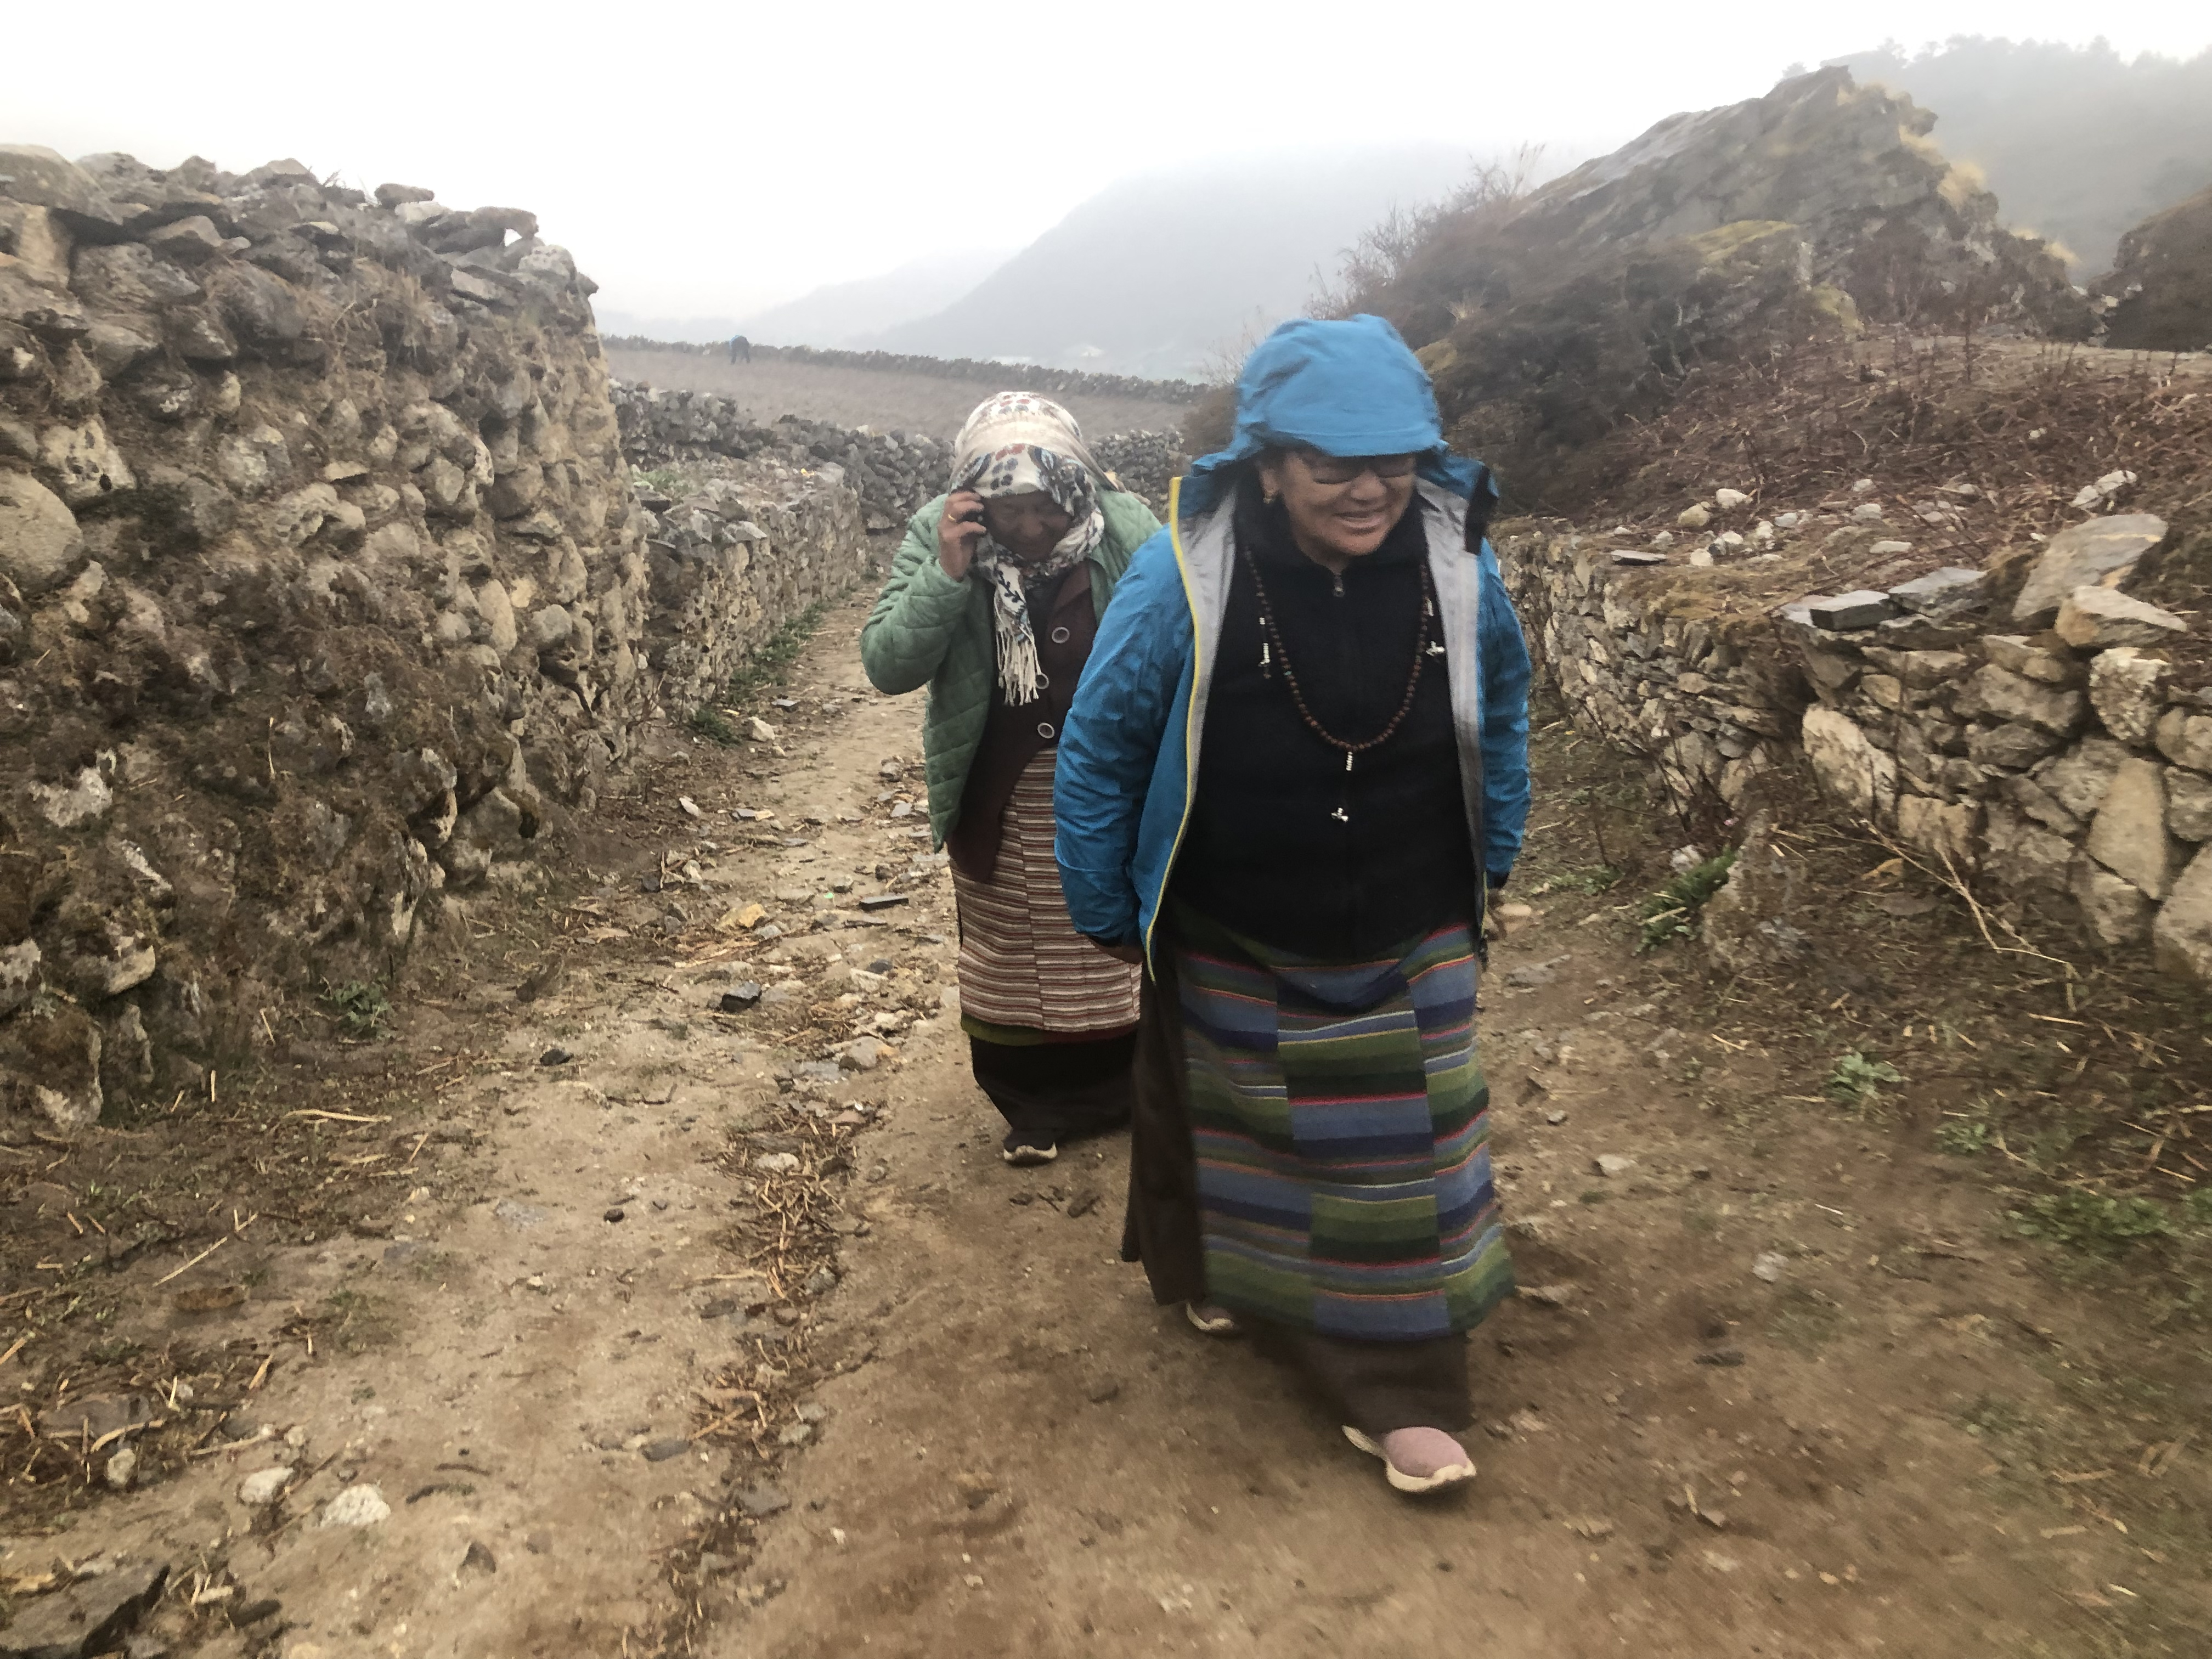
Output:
[1179,314,1490,518]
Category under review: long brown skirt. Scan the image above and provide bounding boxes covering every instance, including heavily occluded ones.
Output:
[1121,941,1474,1435]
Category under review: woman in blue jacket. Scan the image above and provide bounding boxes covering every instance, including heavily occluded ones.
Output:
[1053,316,1532,1497]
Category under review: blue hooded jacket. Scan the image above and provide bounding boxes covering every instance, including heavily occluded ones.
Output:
[1052,315,1532,967]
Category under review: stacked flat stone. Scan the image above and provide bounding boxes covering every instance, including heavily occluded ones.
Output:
[0,144,873,1128]
[630,461,868,713]
[610,382,952,527]
[601,337,1205,406]
[611,382,1187,521]
[1498,507,2211,987]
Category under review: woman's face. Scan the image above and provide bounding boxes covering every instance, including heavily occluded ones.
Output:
[982,490,1074,561]
[1259,450,1418,564]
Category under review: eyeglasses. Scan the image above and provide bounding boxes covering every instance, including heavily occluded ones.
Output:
[1296,451,1420,486]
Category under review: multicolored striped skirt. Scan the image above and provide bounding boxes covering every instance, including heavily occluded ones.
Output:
[1175,910,1511,1341]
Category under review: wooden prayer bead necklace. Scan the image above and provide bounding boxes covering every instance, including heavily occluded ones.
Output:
[1240,546,1443,774]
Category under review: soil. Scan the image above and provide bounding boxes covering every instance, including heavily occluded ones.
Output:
[5,591,2209,1659]
[600,351,1193,444]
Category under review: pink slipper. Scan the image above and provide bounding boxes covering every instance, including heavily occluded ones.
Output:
[1342,1425,1477,1494]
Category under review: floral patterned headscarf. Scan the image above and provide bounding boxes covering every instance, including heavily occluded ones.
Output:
[950,393,1107,707]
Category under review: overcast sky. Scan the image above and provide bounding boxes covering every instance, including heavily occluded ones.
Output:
[10,1,2208,321]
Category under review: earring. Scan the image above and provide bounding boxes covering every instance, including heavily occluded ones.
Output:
[1262,489,1279,505]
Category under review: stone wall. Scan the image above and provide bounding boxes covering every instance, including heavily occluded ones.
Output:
[0,144,870,1129]
[602,336,1204,404]
[1499,506,2212,986]
[634,459,868,714]
[614,383,952,528]
[614,381,1186,519]
[1089,431,1183,515]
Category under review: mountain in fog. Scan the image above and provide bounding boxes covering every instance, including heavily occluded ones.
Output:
[1831,37,2212,273]
[868,146,1480,379]
[741,249,1011,348]
[594,250,1008,346]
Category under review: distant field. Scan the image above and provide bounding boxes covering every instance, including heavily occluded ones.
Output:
[602,348,1193,442]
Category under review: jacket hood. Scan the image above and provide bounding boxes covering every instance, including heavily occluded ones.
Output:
[1178,314,1491,518]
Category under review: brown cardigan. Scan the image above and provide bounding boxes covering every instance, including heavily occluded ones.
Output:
[945,566,1100,881]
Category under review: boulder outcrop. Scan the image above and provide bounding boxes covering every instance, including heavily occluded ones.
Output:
[2094,181,2212,353]
[1346,70,2089,484]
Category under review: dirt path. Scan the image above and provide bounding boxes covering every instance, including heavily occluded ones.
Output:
[5,592,2207,1659]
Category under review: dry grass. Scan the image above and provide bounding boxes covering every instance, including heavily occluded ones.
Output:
[1489,331,2212,534]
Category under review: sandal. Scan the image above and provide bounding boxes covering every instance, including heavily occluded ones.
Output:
[1183,1300,1242,1337]
[1000,1130,1058,1166]
[1342,1426,1477,1495]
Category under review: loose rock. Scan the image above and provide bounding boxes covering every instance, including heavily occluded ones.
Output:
[320,1484,391,1527]
[2011,513,2168,625]
[238,1467,292,1506]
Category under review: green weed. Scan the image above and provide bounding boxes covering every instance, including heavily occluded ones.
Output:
[2010,1192,2178,1256]
[1825,1050,1902,1107]
[321,980,391,1037]
[1636,850,1737,952]
[1936,1115,1993,1155]
[689,706,741,746]
[726,602,829,707]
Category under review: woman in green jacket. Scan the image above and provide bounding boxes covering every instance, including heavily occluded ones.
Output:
[860,394,1161,1165]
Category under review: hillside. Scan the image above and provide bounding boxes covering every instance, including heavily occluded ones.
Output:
[1831,37,2212,273]
[873,145,1476,379]
[2099,181,2212,352]
[1268,69,2089,511]
[737,249,1011,349]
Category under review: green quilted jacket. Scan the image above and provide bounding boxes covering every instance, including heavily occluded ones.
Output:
[860,490,1161,848]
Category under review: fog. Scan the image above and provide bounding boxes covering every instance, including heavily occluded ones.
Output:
[8,0,2208,324]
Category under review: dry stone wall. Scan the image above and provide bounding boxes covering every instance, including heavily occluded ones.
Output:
[632,459,868,714]
[615,384,953,528]
[0,144,868,1130]
[615,381,1185,518]
[603,337,1205,405]
[1500,505,2212,987]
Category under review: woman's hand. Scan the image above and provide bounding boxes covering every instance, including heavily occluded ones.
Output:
[1093,940,1144,966]
[937,490,988,580]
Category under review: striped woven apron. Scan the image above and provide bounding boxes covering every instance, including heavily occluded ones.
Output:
[1174,911,1510,1340]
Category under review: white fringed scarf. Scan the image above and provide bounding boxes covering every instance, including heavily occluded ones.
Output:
[949,393,1107,707]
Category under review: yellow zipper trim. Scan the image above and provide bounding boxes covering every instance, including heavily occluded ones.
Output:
[1143,473,1204,972]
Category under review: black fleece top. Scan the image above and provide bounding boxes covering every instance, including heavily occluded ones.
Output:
[1169,475,1476,961]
